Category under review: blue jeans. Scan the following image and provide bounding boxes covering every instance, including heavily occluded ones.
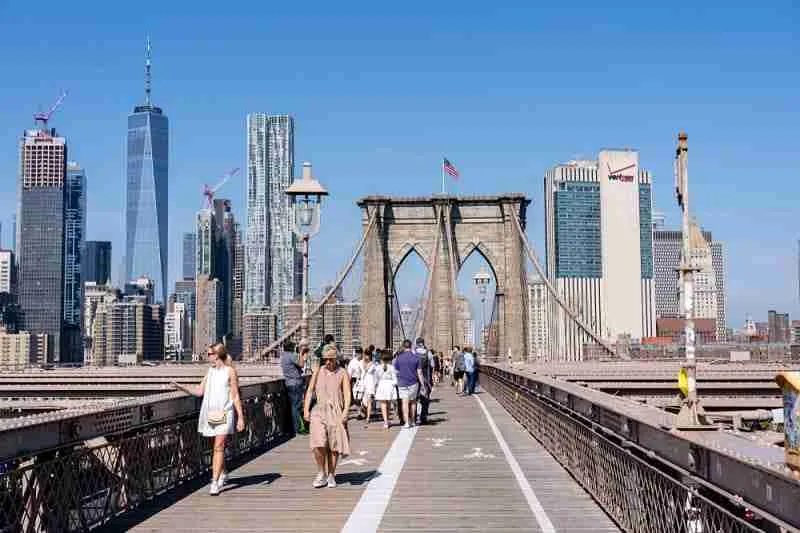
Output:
[286,382,305,434]
[465,371,477,395]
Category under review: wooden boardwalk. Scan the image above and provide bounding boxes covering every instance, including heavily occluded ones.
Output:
[107,384,619,532]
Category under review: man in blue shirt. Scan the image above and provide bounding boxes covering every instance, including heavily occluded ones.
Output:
[463,346,478,396]
[280,341,308,434]
[394,339,425,429]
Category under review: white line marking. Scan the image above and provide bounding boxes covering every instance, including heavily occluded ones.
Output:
[475,395,557,533]
[341,426,419,533]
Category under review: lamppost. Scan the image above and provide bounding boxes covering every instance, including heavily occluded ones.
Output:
[674,132,711,429]
[473,266,491,353]
[286,162,328,343]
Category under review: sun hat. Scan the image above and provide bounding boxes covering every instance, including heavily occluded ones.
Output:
[322,346,338,359]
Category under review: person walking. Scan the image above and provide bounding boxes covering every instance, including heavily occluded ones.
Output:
[374,350,398,429]
[304,346,351,488]
[414,338,433,425]
[453,347,466,394]
[348,346,364,413]
[463,345,478,395]
[355,350,378,426]
[172,343,245,496]
[280,341,307,435]
[394,339,424,429]
[431,350,441,386]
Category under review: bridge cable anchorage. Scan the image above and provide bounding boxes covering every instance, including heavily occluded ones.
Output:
[510,213,617,357]
[259,210,379,358]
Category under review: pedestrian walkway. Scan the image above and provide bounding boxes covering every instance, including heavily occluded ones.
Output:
[107,385,619,532]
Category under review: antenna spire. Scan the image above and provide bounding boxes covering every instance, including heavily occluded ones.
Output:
[144,36,152,106]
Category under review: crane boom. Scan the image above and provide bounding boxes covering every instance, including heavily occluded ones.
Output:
[34,91,68,127]
[202,167,240,208]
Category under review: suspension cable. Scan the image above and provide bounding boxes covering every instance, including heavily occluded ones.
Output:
[259,210,379,358]
[510,213,616,357]
[415,210,443,341]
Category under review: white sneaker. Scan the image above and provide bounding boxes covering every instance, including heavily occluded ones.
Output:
[217,471,227,492]
[383,422,389,429]
[403,423,410,429]
[209,480,219,496]
[313,472,327,488]
[327,474,337,488]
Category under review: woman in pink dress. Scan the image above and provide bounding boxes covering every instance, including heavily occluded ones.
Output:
[303,345,351,488]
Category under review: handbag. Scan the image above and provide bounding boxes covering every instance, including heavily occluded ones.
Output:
[207,410,227,427]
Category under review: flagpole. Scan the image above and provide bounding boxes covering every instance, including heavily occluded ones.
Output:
[441,157,445,194]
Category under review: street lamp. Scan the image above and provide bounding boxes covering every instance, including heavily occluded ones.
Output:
[286,162,328,343]
[473,266,491,353]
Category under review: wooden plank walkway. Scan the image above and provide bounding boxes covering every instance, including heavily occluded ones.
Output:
[107,383,619,532]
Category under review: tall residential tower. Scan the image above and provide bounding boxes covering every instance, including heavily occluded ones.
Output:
[125,37,168,302]
[244,114,299,328]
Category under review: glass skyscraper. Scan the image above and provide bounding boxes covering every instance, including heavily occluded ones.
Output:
[182,232,196,280]
[125,38,168,303]
[244,114,299,328]
[64,162,86,328]
[83,241,112,284]
[18,127,67,363]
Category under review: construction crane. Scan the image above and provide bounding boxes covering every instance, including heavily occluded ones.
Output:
[202,168,240,208]
[34,91,68,128]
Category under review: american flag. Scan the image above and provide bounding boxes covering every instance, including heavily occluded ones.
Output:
[443,158,460,179]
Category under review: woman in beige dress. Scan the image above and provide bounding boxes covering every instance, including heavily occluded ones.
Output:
[303,345,351,488]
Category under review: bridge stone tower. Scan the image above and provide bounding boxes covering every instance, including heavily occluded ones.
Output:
[358,194,530,361]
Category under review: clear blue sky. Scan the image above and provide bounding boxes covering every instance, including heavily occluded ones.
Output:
[1,1,798,330]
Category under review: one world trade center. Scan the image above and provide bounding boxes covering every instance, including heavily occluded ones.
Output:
[125,37,168,302]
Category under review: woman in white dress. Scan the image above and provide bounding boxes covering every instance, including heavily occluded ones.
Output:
[374,350,398,429]
[357,351,378,426]
[172,343,245,496]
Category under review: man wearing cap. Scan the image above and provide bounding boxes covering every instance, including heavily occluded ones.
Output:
[394,339,425,429]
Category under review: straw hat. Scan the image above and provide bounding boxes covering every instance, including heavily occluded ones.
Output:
[322,346,338,360]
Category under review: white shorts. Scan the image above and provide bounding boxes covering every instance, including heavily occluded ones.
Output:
[398,384,419,401]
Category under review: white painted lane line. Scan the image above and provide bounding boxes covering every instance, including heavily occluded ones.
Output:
[340,426,419,533]
[475,395,557,533]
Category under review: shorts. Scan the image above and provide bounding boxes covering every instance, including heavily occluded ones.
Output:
[397,384,419,401]
[453,370,465,380]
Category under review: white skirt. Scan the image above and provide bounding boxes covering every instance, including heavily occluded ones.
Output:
[375,380,397,401]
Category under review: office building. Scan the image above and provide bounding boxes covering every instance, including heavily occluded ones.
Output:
[791,320,800,345]
[17,126,67,362]
[0,250,14,294]
[10,215,16,254]
[83,282,120,365]
[182,232,196,280]
[0,292,21,333]
[164,301,190,360]
[455,296,475,348]
[124,276,156,304]
[230,222,244,357]
[544,151,655,360]
[175,279,196,320]
[196,209,215,277]
[242,308,278,360]
[245,114,300,328]
[82,241,112,284]
[0,331,48,369]
[125,38,168,303]
[768,310,791,343]
[653,227,726,341]
[63,162,86,332]
[195,275,224,355]
[92,297,164,366]
[214,199,235,337]
[528,274,550,361]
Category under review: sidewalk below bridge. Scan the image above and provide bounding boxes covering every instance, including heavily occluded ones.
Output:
[105,381,620,532]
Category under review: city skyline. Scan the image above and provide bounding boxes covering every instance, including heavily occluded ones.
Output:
[0,4,797,326]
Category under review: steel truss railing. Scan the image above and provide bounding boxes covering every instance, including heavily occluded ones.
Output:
[482,366,796,533]
[0,380,290,533]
